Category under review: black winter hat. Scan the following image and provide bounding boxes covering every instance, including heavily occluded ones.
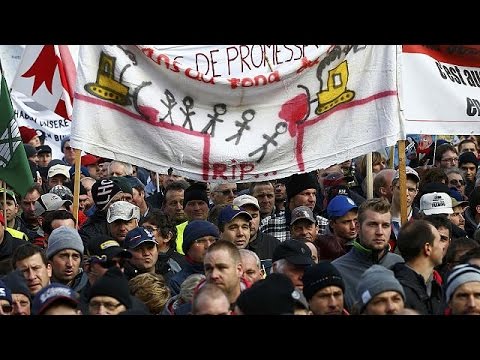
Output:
[302,261,345,301]
[286,172,319,200]
[183,183,209,208]
[459,151,479,167]
[88,267,132,309]
[236,273,301,315]
[91,179,123,207]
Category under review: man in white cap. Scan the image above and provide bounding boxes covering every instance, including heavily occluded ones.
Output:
[106,201,140,245]
[233,194,279,259]
[47,164,71,190]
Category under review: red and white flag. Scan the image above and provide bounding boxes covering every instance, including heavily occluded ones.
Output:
[11,45,76,120]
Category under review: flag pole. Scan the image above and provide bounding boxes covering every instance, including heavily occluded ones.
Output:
[72,148,81,223]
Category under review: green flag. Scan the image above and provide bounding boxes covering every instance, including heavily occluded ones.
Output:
[0,67,34,197]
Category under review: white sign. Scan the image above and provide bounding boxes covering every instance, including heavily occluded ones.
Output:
[402,45,480,135]
[71,45,401,182]
[11,91,70,160]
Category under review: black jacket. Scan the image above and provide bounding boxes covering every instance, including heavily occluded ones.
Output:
[247,232,280,260]
[79,210,109,249]
[392,262,443,315]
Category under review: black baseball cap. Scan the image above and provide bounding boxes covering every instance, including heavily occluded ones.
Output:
[272,239,313,266]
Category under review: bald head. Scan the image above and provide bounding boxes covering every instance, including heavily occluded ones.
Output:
[373,169,396,202]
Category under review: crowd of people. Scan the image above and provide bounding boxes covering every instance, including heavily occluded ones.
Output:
[1,128,480,315]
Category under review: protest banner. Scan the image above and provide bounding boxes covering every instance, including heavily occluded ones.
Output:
[402,45,480,135]
[71,45,401,182]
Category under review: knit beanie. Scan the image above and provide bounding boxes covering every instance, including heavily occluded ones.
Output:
[236,273,299,315]
[183,183,209,208]
[19,126,38,144]
[91,179,123,207]
[286,172,319,200]
[459,151,479,167]
[2,270,31,300]
[446,264,480,302]
[303,261,345,301]
[88,267,132,309]
[356,265,405,311]
[0,280,12,305]
[182,220,219,254]
[46,226,84,259]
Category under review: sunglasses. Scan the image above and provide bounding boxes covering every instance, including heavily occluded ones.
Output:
[215,189,237,196]
[449,179,465,186]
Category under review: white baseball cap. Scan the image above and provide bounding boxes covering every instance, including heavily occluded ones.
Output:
[233,194,260,210]
[420,192,453,215]
[48,164,71,179]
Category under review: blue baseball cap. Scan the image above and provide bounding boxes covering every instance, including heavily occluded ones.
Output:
[32,283,79,315]
[218,205,252,227]
[124,227,158,249]
[327,195,358,218]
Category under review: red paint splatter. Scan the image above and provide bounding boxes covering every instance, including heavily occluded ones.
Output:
[139,105,159,123]
[278,93,308,137]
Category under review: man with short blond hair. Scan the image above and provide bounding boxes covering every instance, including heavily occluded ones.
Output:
[204,240,247,307]
[332,198,403,311]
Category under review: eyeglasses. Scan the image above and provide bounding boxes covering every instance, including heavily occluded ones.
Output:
[65,146,73,151]
[194,237,216,246]
[449,179,465,186]
[1,304,13,313]
[89,300,123,312]
[441,157,459,163]
[215,189,237,196]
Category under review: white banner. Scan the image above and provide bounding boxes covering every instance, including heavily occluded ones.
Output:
[402,45,480,135]
[0,45,25,87]
[11,91,71,160]
[71,45,401,182]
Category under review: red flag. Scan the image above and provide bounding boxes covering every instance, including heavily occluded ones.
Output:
[12,45,76,120]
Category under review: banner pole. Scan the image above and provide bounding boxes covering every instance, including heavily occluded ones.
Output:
[366,153,373,199]
[398,140,407,226]
[72,148,82,224]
